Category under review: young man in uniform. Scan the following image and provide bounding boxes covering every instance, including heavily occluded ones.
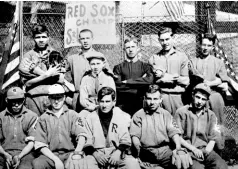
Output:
[174,83,228,169]
[81,87,139,169]
[32,84,88,169]
[148,27,189,116]
[19,24,62,116]
[130,84,192,169]
[189,33,229,126]
[0,87,38,169]
[113,36,154,115]
[66,29,112,112]
[80,51,116,112]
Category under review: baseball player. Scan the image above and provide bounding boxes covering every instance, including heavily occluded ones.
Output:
[66,29,112,112]
[174,83,228,169]
[0,87,38,169]
[80,87,140,169]
[80,51,116,112]
[189,33,229,126]
[148,26,189,116]
[113,36,154,115]
[32,84,88,169]
[130,84,192,169]
[19,24,64,116]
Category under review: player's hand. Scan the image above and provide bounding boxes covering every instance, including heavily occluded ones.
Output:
[161,73,176,83]
[122,80,127,83]
[46,65,61,77]
[155,70,163,78]
[192,148,204,160]
[93,151,108,166]
[172,149,193,169]
[108,150,121,166]
[4,152,13,167]
[12,155,21,169]
[54,158,64,169]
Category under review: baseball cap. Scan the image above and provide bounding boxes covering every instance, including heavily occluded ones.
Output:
[86,51,105,61]
[194,83,211,96]
[7,87,25,100]
[48,84,65,95]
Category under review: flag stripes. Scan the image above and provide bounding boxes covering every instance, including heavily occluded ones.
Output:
[206,7,238,92]
[0,3,20,90]
[163,1,185,20]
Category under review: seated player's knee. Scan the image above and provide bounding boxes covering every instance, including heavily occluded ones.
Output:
[32,159,45,169]
[123,155,141,169]
[209,92,224,105]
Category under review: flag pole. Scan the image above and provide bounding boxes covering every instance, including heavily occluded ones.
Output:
[19,1,23,61]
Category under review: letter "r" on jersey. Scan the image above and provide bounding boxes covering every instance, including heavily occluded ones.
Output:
[111,123,118,133]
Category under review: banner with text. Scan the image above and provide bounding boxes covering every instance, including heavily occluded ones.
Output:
[64,2,116,48]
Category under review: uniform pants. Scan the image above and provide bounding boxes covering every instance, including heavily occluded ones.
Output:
[191,150,227,169]
[32,153,70,169]
[0,153,34,169]
[139,146,176,169]
[162,93,184,116]
[209,92,225,125]
[83,155,140,169]
[25,96,50,116]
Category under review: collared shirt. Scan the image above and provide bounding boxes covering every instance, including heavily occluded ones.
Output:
[126,56,139,63]
[148,47,189,92]
[190,54,229,82]
[34,105,88,153]
[80,71,116,110]
[0,106,38,152]
[66,48,112,91]
[130,107,181,148]
[175,105,219,148]
[113,59,154,84]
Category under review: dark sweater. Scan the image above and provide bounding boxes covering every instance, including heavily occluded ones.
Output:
[113,60,154,84]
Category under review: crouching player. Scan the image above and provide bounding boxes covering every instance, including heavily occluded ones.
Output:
[32,84,88,169]
[175,83,228,169]
[130,84,193,169]
[0,87,37,169]
[81,87,140,169]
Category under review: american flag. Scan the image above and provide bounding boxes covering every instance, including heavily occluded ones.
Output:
[0,2,20,90]
[205,6,238,93]
[163,1,185,21]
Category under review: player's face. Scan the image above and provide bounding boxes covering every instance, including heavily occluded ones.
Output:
[201,38,214,56]
[49,94,65,111]
[89,58,105,75]
[145,91,162,112]
[99,95,115,113]
[7,98,25,114]
[79,31,93,50]
[158,32,173,51]
[193,91,208,110]
[125,41,138,59]
[34,32,49,49]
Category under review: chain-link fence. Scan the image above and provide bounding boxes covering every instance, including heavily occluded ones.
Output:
[1,1,238,142]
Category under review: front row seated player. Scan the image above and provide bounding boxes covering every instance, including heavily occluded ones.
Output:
[79,86,140,169]
[32,84,88,169]
[0,87,38,169]
[130,84,193,169]
[175,83,228,169]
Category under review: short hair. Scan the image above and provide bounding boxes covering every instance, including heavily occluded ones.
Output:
[79,29,93,38]
[145,84,162,95]
[158,27,173,37]
[32,24,48,37]
[201,33,216,45]
[124,35,139,46]
[98,87,116,101]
